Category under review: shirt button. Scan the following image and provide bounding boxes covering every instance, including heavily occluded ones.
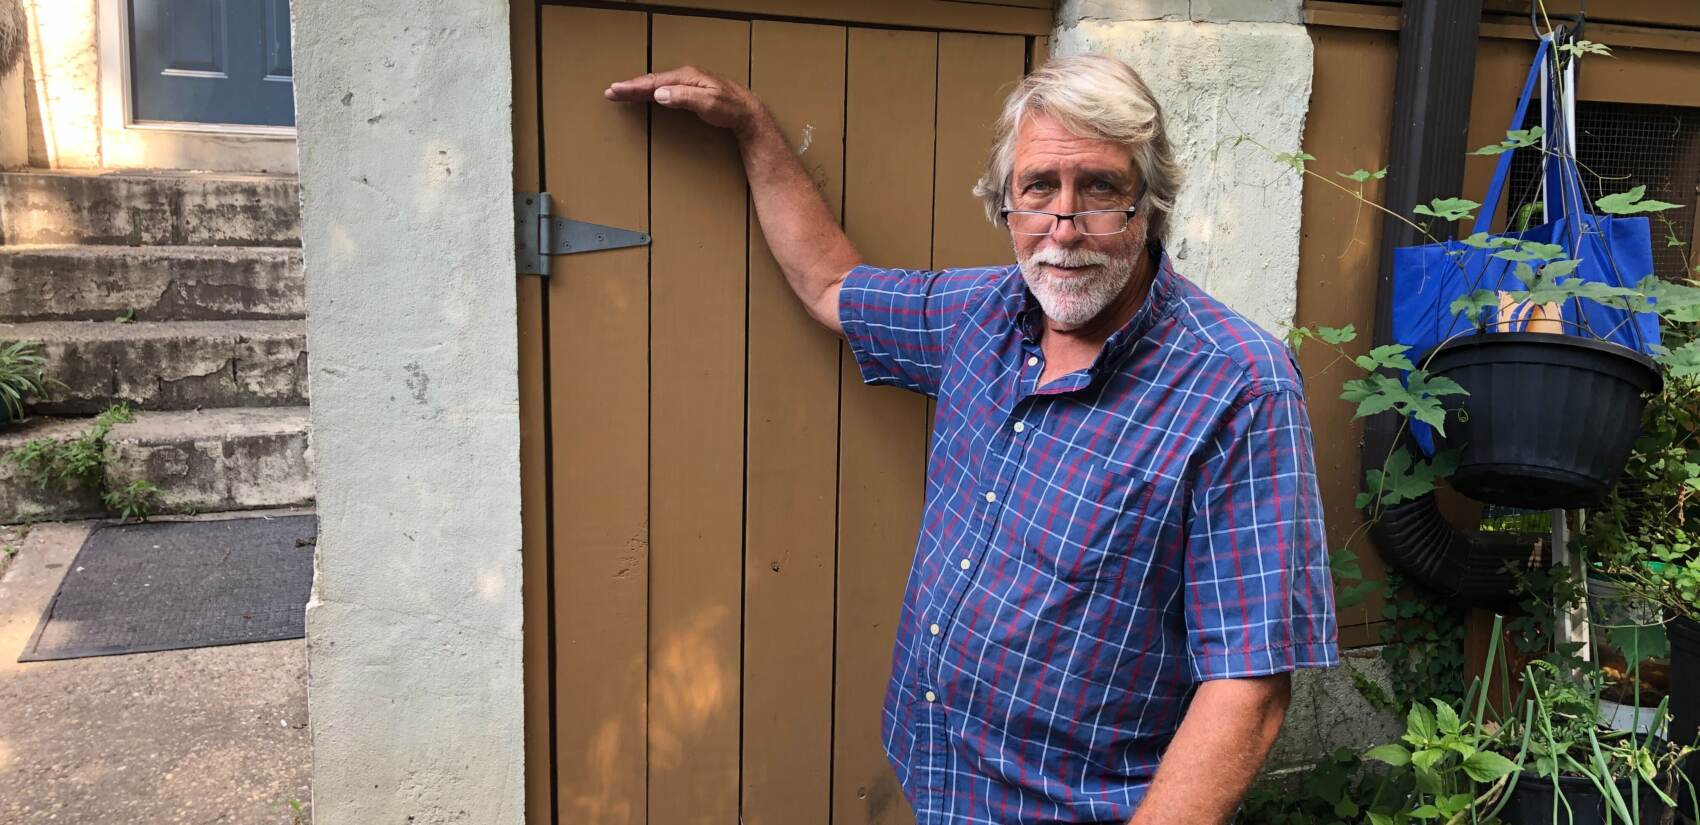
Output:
[929,623,941,636]
[959,559,971,570]
[984,491,996,503]
[1027,356,1039,367]
[925,690,937,702]
[1012,421,1026,433]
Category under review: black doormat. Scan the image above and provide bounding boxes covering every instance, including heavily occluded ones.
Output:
[17,514,317,662]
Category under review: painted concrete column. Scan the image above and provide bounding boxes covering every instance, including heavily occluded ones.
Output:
[292,0,525,822]
[19,0,101,168]
[1052,0,1313,334]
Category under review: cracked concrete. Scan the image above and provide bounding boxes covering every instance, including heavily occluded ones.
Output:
[1,318,308,413]
[0,245,304,322]
[1056,0,1302,27]
[0,514,313,824]
[0,170,300,247]
[0,407,314,522]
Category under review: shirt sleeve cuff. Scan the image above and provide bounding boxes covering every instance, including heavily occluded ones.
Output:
[1189,640,1340,682]
[838,263,901,388]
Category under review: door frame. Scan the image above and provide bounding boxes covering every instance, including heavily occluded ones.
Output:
[95,0,298,171]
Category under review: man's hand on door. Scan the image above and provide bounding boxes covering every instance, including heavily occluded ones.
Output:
[605,66,768,140]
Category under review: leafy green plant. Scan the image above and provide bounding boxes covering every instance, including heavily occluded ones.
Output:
[102,479,157,522]
[5,403,158,519]
[1240,748,1416,825]
[0,340,52,421]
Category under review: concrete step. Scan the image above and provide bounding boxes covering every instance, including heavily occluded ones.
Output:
[0,319,308,414]
[0,245,305,322]
[0,170,300,247]
[0,406,314,522]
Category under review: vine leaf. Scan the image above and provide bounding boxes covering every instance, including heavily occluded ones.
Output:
[1658,339,1700,379]
[1318,324,1357,345]
[1596,185,1683,215]
[1459,232,1523,251]
[1275,151,1316,174]
[1558,39,1613,58]
[1354,344,1416,373]
[1450,289,1501,320]
[1358,448,1460,510]
[1471,126,1545,156]
[1402,373,1468,433]
[1607,623,1669,666]
[1414,197,1480,222]
[1339,167,1388,183]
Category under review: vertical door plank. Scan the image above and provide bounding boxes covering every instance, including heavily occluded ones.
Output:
[835,27,938,825]
[540,8,650,825]
[1295,26,1400,648]
[933,32,1025,270]
[742,20,847,825]
[513,1,553,820]
[1029,34,1050,69]
[648,15,752,825]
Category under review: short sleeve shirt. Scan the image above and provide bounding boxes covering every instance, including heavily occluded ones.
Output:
[837,252,1338,824]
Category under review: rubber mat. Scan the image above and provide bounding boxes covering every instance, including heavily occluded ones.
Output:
[17,514,316,662]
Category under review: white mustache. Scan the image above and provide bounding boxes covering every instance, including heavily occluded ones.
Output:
[1026,247,1112,269]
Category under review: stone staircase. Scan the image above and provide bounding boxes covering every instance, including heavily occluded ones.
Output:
[0,169,312,522]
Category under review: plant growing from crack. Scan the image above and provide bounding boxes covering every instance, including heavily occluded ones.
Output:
[6,403,159,521]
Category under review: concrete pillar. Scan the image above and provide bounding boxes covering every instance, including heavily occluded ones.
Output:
[19,0,100,168]
[1,0,23,167]
[1052,0,1312,334]
[292,0,525,822]
[0,66,24,169]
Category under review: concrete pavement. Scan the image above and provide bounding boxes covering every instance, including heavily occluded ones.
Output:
[0,511,311,823]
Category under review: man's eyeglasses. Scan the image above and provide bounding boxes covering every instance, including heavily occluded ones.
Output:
[999,206,1142,236]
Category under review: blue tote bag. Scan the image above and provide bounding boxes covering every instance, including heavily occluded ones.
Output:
[1389,39,1660,451]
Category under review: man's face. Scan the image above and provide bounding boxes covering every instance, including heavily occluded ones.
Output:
[1008,115,1148,331]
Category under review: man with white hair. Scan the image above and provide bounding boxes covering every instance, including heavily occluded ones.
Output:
[607,55,1338,824]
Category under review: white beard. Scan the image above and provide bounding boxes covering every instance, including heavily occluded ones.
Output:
[1017,242,1140,331]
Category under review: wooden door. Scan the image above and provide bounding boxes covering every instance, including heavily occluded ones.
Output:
[128,0,295,126]
[515,3,1039,823]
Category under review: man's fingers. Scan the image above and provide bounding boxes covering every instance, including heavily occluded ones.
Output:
[653,85,716,113]
[604,67,711,100]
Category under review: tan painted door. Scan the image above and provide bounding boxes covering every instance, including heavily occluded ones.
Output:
[516,4,1039,823]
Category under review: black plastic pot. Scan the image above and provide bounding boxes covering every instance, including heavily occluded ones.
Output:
[1502,771,1679,825]
[1668,617,1700,816]
[1425,332,1662,510]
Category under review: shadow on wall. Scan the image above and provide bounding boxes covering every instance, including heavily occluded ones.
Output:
[0,0,31,168]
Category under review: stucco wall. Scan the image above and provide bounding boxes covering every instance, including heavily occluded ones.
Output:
[1053,0,1312,334]
[292,0,525,821]
[16,0,297,172]
[20,0,100,168]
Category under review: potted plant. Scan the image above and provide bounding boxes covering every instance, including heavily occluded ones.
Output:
[0,339,50,428]
[1578,351,1700,809]
[1493,660,1693,825]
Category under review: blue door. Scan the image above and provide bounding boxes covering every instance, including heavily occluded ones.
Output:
[129,0,295,127]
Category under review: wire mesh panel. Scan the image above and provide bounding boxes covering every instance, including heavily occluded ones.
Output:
[1508,100,1700,281]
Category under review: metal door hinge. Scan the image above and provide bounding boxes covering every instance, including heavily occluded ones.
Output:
[515,192,651,277]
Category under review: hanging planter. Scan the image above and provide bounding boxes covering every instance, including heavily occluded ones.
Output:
[1425,332,1661,509]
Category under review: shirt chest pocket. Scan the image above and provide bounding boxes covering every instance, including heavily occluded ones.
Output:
[1020,460,1158,584]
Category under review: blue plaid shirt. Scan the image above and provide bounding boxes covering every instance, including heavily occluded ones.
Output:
[839,251,1338,824]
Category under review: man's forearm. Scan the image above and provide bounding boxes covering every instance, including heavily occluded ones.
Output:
[1128,675,1291,825]
[736,110,860,332]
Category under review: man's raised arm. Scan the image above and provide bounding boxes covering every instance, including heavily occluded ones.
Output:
[605,67,861,334]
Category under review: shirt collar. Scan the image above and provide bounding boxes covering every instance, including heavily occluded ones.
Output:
[1017,243,1179,366]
